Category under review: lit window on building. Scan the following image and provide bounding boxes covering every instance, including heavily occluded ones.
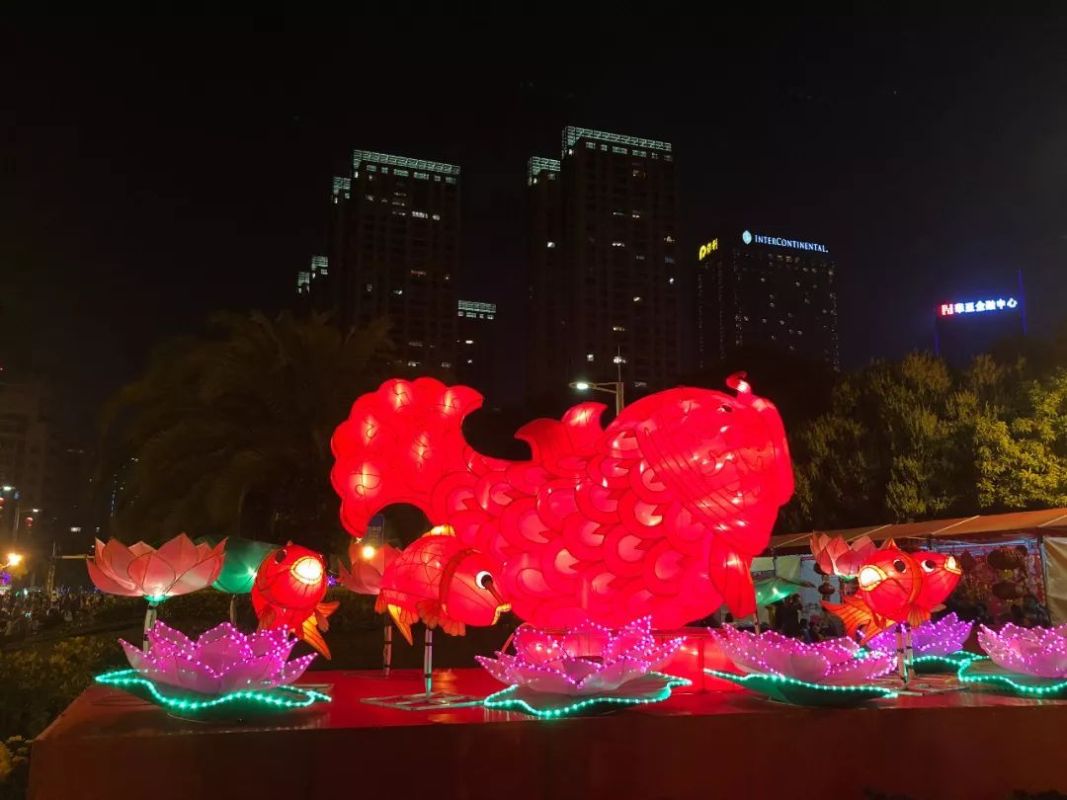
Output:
[547,241,556,248]
[587,353,595,362]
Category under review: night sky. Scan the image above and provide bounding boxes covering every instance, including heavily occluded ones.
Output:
[5,18,1067,434]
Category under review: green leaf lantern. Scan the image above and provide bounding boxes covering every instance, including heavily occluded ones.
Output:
[211,537,276,595]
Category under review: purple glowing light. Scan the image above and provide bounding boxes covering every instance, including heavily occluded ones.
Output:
[120,622,316,696]
[977,623,1067,679]
[715,626,896,685]
[868,613,973,657]
[477,616,684,696]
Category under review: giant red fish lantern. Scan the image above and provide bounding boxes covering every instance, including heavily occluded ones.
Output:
[330,376,794,629]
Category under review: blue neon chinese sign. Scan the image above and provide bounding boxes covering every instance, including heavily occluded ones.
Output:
[939,297,1019,317]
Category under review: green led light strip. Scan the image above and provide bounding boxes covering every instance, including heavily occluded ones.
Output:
[483,672,690,719]
[956,657,1067,698]
[912,652,979,673]
[96,669,331,712]
[706,669,896,696]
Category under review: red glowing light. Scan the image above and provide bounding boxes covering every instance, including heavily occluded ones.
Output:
[331,376,794,628]
[252,544,337,658]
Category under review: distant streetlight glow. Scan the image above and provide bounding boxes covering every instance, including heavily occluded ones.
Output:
[573,381,591,391]
[3,552,22,568]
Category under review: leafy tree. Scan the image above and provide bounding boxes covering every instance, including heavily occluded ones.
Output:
[100,312,398,552]
[974,369,1067,510]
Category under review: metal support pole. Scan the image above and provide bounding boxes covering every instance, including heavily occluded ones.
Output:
[383,624,393,677]
[904,624,915,674]
[228,594,237,626]
[423,627,434,696]
[143,604,159,652]
[896,624,909,685]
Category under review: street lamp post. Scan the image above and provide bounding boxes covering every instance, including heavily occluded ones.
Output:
[571,349,627,415]
[569,380,625,415]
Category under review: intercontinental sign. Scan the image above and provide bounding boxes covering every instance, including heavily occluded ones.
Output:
[741,229,828,253]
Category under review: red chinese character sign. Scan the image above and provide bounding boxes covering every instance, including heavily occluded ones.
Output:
[330,375,794,629]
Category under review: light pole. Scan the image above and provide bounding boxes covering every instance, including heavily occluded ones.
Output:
[570,350,627,415]
[0,486,19,542]
[570,380,625,415]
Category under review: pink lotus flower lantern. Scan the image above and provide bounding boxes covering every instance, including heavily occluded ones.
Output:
[869,612,973,657]
[337,540,400,595]
[478,617,684,696]
[88,534,226,603]
[120,622,316,696]
[809,533,878,579]
[978,623,1067,678]
[715,626,897,685]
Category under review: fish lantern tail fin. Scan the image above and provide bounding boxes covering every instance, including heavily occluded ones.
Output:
[300,616,332,660]
[907,608,931,629]
[330,378,486,536]
[379,599,417,646]
[709,541,756,619]
[823,597,883,644]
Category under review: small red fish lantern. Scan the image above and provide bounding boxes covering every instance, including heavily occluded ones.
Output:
[825,540,964,640]
[252,544,338,658]
[914,551,962,614]
[376,525,510,645]
[854,541,920,625]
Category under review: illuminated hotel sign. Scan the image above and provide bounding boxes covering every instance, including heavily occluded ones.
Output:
[698,239,719,260]
[939,297,1019,317]
[741,229,828,253]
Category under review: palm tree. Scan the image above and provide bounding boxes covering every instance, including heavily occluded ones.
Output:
[100,311,397,553]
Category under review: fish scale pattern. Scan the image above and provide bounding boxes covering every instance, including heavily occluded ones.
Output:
[330,376,794,628]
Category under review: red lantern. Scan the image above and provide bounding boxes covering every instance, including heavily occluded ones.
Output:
[252,544,337,658]
[331,376,794,629]
[853,542,921,625]
[914,551,962,614]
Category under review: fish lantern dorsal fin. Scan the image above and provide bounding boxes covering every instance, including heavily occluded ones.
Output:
[882,537,897,549]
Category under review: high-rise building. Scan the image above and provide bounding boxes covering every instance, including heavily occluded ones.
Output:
[0,381,55,541]
[455,299,497,392]
[527,126,680,396]
[934,286,1026,366]
[696,229,840,370]
[327,150,460,370]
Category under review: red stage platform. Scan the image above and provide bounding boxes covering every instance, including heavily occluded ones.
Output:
[29,668,1067,800]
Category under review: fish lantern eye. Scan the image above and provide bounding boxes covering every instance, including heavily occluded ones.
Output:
[893,559,907,573]
[921,558,936,573]
[857,565,886,590]
[274,549,287,565]
[475,570,494,590]
[291,556,323,585]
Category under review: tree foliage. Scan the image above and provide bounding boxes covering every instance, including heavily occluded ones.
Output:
[100,312,397,552]
[785,351,1067,531]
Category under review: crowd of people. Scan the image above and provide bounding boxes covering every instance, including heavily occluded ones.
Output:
[0,588,103,642]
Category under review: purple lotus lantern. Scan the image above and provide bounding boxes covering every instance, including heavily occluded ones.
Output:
[709,627,897,706]
[868,612,974,666]
[955,623,1067,698]
[478,617,689,717]
[119,622,316,696]
[977,623,1067,679]
[96,621,329,716]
